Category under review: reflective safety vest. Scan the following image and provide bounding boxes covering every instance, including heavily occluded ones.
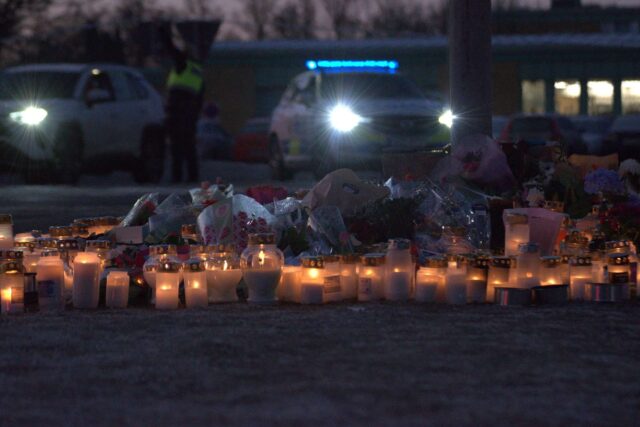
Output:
[167,60,203,93]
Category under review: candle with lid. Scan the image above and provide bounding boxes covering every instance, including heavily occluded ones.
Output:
[14,240,39,273]
[415,257,446,303]
[70,223,90,239]
[72,252,101,309]
[466,255,488,303]
[49,225,74,241]
[206,244,242,303]
[562,229,589,256]
[322,255,342,303]
[515,242,541,289]
[23,273,38,313]
[540,256,562,286]
[0,261,24,314]
[0,214,14,249]
[570,255,592,300]
[445,255,467,304]
[299,256,325,304]
[85,240,113,277]
[504,212,529,256]
[144,245,179,303]
[487,257,515,299]
[183,259,208,308]
[559,254,571,284]
[241,233,283,304]
[385,238,413,301]
[339,254,359,300]
[155,260,181,310]
[105,270,129,309]
[36,249,65,312]
[92,216,120,235]
[358,253,385,301]
[607,253,631,300]
[189,244,209,261]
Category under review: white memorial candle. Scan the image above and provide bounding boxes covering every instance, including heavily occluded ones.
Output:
[183,260,208,308]
[1,288,11,314]
[339,255,358,300]
[155,261,181,310]
[570,255,592,301]
[322,255,342,303]
[106,271,129,309]
[445,259,467,305]
[466,279,486,303]
[72,252,101,309]
[36,250,65,312]
[278,265,301,303]
[241,234,284,304]
[358,254,385,302]
[207,259,242,303]
[300,257,324,304]
[0,214,14,250]
[387,269,412,301]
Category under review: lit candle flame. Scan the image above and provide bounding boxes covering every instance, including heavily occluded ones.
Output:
[258,250,265,267]
[223,260,228,271]
[393,268,400,273]
[309,268,319,279]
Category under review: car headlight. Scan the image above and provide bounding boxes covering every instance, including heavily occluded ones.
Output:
[329,104,363,133]
[9,107,48,126]
[438,109,454,128]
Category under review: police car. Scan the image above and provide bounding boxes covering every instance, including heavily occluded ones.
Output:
[0,63,165,183]
[268,60,452,179]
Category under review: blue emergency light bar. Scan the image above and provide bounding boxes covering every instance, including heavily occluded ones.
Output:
[306,60,399,73]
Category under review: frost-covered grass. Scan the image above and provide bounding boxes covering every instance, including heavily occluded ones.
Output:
[1,302,639,426]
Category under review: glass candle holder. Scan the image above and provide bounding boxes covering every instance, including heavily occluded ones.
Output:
[416,256,446,303]
[339,254,359,301]
[278,265,301,303]
[608,253,631,300]
[240,233,283,304]
[466,255,488,303]
[0,214,14,249]
[487,257,513,302]
[206,246,242,303]
[0,249,23,264]
[181,224,201,244]
[562,229,589,256]
[384,238,413,301]
[1,261,24,314]
[445,256,467,305]
[36,249,65,312]
[106,270,129,309]
[605,240,631,255]
[358,254,385,302]
[93,217,119,235]
[570,255,592,300]
[85,240,113,276]
[155,260,181,310]
[540,256,562,286]
[516,243,541,289]
[300,256,325,305]
[72,252,101,309]
[14,240,39,274]
[189,245,208,261]
[144,245,179,303]
[57,238,80,265]
[183,259,208,308]
[504,212,529,256]
[322,255,342,303]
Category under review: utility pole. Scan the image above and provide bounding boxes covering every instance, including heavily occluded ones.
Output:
[449,0,493,145]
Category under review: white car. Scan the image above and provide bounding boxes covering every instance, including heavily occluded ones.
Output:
[268,60,451,179]
[0,63,166,183]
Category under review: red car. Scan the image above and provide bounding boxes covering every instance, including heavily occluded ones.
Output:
[232,118,270,163]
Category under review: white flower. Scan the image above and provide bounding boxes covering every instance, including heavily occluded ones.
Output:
[619,159,640,178]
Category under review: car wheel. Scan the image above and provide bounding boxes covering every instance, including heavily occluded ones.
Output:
[53,124,83,185]
[134,126,165,184]
[268,135,292,181]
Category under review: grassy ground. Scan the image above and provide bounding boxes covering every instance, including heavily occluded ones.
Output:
[1,302,639,426]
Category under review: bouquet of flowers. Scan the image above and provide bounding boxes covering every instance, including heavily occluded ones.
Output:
[584,168,626,197]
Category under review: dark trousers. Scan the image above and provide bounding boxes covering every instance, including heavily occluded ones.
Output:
[168,118,199,183]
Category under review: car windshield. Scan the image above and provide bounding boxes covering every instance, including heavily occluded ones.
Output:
[0,71,80,100]
[320,73,424,100]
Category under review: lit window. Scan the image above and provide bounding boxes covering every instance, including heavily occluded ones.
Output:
[622,80,640,114]
[554,80,580,115]
[587,80,613,115]
[522,80,545,114]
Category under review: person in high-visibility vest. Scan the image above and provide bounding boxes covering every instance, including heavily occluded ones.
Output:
[160,27,204,183]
